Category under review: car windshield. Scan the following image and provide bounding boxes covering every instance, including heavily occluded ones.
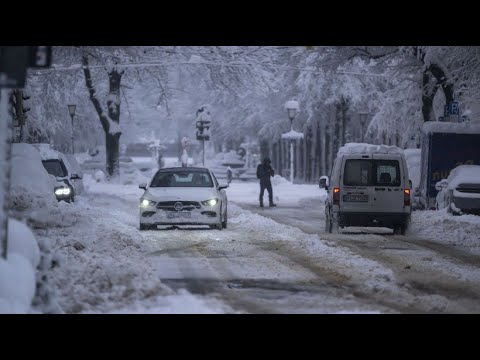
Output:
[150,170,214,188]
[42,159,67,178]
[344,159,401,186]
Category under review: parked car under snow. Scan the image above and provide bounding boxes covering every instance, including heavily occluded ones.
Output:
[33,144,82,203]
[435,165,480,215]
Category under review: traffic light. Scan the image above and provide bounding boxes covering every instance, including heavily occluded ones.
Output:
[196,106,211,141]
[196,120,210,141]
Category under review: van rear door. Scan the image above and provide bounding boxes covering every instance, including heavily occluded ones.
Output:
[341,157,374,212]
[371,154,404,213]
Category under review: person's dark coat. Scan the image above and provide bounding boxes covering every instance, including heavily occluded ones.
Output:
[257,158,274,183]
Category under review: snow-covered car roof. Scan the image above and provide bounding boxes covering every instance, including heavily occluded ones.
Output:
[446,165,480,189]
[337,143,404,156]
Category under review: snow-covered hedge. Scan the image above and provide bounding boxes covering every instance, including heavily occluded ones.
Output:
[0,219,40,313]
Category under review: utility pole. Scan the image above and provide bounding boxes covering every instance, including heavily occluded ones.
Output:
[0,89,13,259]
[0,46,52,260]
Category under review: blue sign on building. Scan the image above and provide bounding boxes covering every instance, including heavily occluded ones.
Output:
[449,101,459,115]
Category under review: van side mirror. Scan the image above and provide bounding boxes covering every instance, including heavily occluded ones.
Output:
[139,183,147,190]
[70,173,81,180]
[319,176,329,189]
[409,180,412,189]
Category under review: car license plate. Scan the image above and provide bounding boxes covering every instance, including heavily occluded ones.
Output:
[343,194,368,202]
[167,212,191,219]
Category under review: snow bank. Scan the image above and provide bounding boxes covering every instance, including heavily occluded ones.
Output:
[412,209,480,255]
[226,180,327,208]
[271,175,290,186]
[337,142,404,156]
[445,165,480,190]
[422,121,480,135]
[0,219,40,313]
[404,148,421,189]
[10,143,57,211]
[0,254,36,313]
[7,218,40,269]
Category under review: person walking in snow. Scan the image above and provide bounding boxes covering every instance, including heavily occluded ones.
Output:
[256,157,276,207]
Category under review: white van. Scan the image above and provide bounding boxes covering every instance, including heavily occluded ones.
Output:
[320,143,412,235]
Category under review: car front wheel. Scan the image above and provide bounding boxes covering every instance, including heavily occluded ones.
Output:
[222,206,228,229]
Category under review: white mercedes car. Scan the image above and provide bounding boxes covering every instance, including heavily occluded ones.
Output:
[138,167,229,230]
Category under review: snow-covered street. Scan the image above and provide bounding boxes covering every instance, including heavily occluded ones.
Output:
[36,177,480,314]
[3,45,480,315]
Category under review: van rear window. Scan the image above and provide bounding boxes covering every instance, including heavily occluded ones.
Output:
[344,159,400,186]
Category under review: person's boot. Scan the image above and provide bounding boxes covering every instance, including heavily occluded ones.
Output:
[259,201,264,208]
[269,202,277,207]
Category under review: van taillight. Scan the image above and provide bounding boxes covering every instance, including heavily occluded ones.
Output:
[333,187,340,205]
[404,188,411,206]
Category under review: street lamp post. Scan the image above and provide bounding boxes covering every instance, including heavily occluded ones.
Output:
[282,100,302,184]
[358,111,369,143]
[68,104,76,154]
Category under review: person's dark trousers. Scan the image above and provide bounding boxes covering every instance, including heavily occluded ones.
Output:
[259,180,273,205]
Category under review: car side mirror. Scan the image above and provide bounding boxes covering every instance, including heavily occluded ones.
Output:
[409,180,412,189]
[70,174,81,180]
[219,182,229,190]
[139,183,147,190]
[319,176,329,189]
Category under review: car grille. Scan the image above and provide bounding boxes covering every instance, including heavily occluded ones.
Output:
[156,201,201,211]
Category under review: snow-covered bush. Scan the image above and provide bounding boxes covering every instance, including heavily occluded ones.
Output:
[404,148,421,190]
[95,170,106,182]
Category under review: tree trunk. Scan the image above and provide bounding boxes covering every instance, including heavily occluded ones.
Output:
[341,98,349,146]
[106,132,121,176]
[106,68,123,177]
[305,126,313,182]
[82,55,124,177]
[429,63,454,105]
[260,140,269,163]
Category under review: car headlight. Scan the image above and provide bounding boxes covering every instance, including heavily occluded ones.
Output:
[201,198,218,206]
[140,199,156,207]
[55,187,71,196]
